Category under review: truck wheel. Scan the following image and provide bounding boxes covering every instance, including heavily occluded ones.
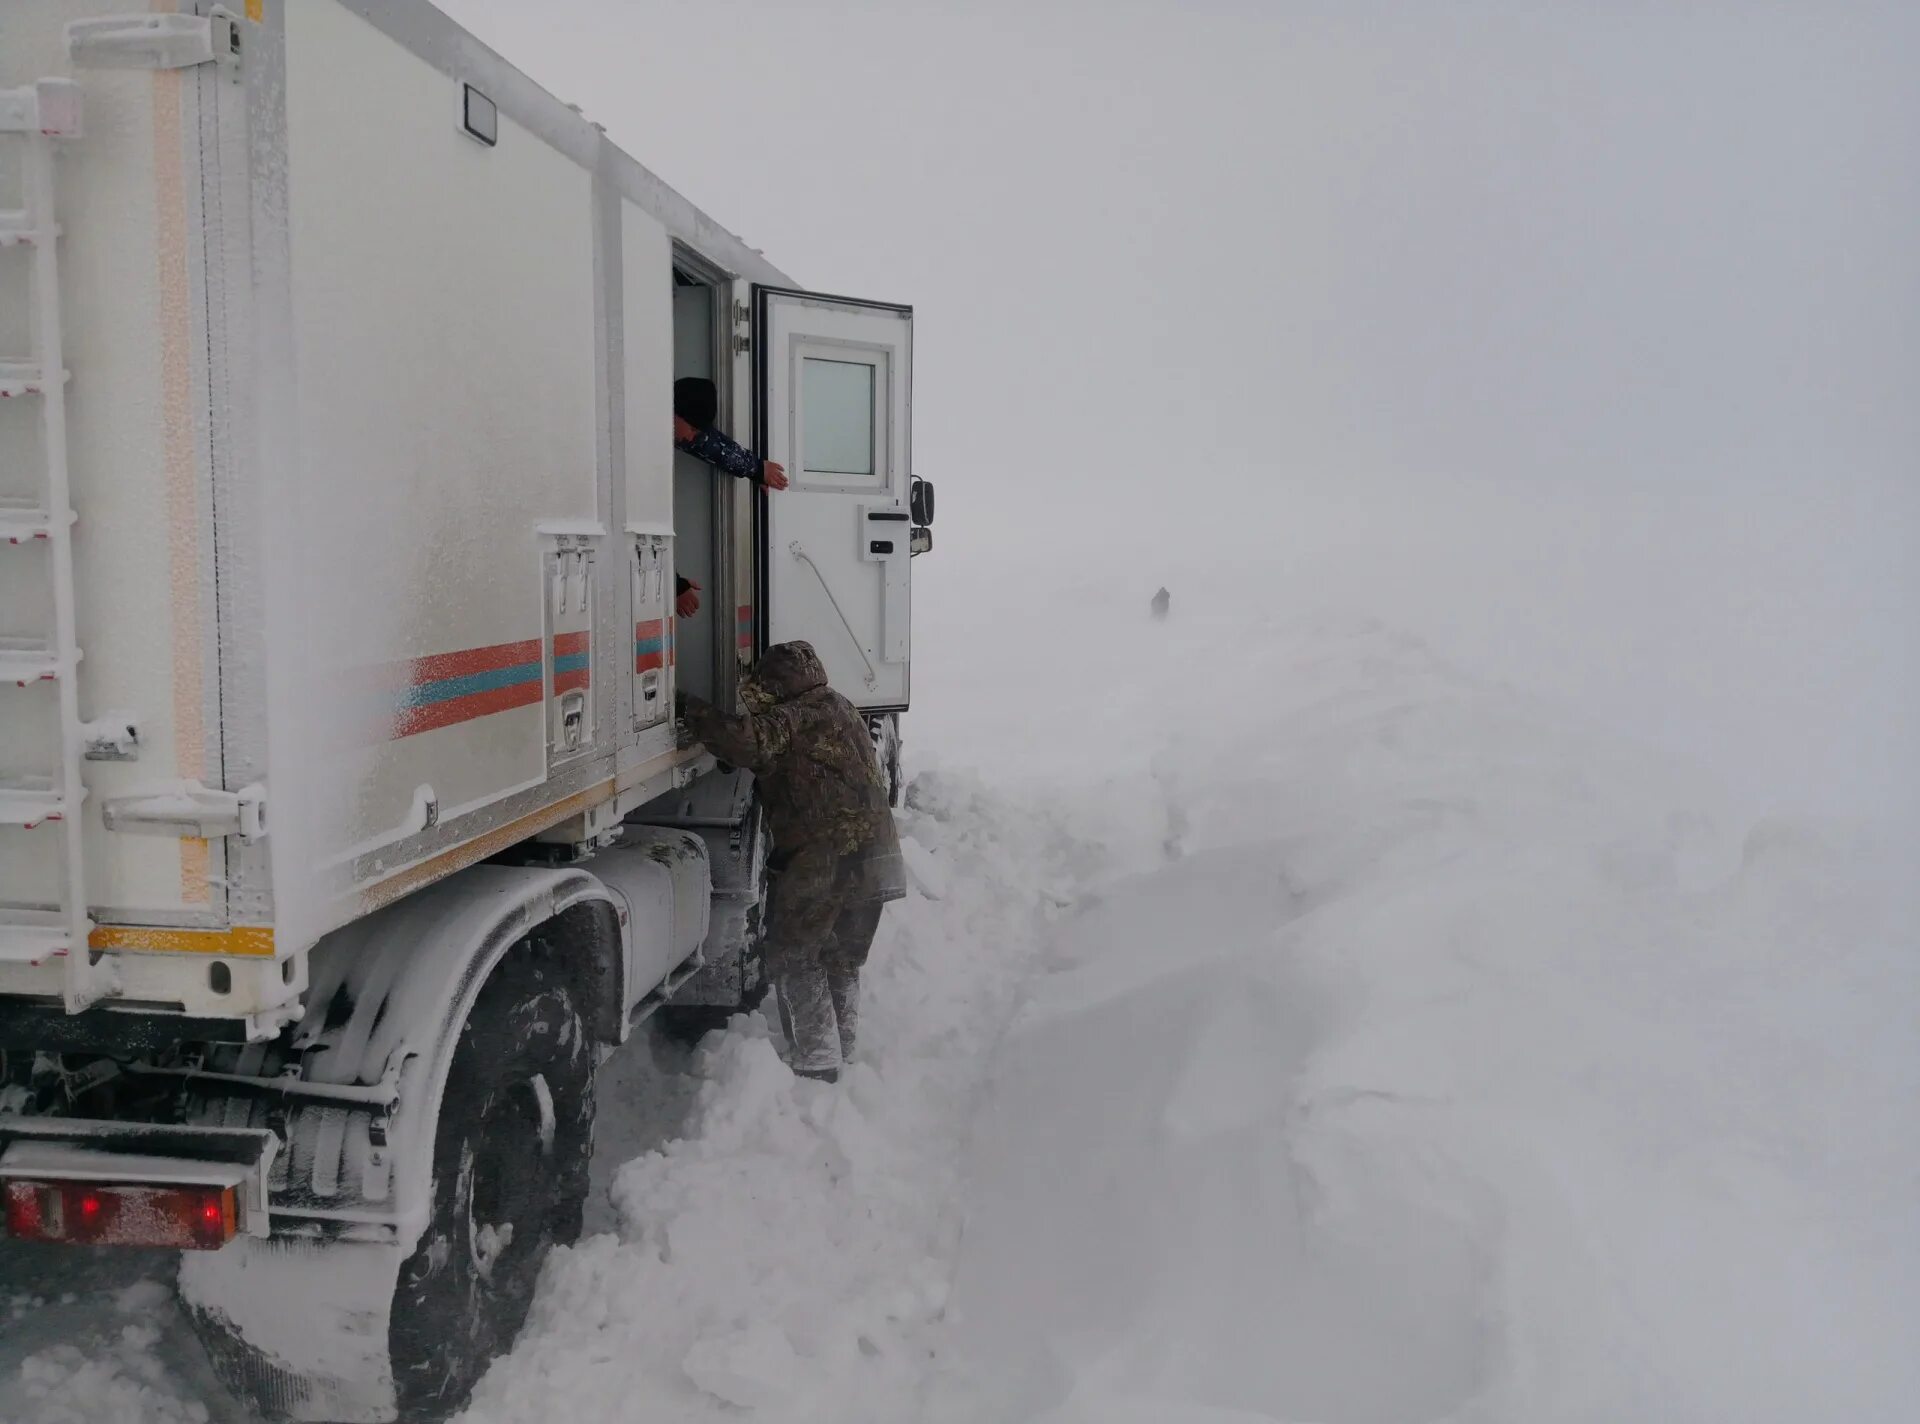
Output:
[389,947,595,1418]
[869,713,904,809]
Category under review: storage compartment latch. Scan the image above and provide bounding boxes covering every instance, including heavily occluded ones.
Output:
[102,780,267,843]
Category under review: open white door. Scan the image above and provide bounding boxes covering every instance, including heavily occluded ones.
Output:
[755,287,913,711]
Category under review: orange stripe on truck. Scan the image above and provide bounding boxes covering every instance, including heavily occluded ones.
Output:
[89,924,276,957]
[154,62,210,905]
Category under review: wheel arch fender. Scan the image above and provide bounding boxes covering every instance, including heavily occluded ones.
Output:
[180,865,626,1422]
[295,863,624,1247]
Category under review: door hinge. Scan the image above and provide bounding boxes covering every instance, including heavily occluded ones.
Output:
[68,11,242,71]
[103,780,267,843]
[732,333,751,354]
[733,300,751,325]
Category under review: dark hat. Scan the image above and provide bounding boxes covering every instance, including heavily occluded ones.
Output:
[673,377,718,429]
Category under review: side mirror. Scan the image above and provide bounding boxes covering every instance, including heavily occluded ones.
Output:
[910,526,932,557]
[910,477,935,527]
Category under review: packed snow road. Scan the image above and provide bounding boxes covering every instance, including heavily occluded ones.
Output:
[3,595,1915,1424]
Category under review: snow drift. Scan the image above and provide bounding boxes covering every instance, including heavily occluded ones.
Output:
[926,607,1920,1424]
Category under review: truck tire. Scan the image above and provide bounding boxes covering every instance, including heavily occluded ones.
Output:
[389,946,595,1418]
[869,713,904,809]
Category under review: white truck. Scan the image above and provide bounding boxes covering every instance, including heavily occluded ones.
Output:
[0,3,932,1417]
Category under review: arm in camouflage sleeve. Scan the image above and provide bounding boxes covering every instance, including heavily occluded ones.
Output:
[680,695,797,775]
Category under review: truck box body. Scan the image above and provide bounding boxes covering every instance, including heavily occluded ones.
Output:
[0,0,916,1028]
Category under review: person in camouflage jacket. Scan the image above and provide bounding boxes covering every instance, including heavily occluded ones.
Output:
[679,641,905,1081]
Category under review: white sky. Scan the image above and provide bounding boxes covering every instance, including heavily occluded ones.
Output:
[432,0,1918,821]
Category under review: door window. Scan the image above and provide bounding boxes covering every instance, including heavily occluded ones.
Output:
[802,358,876,475]
[794,344,888,491]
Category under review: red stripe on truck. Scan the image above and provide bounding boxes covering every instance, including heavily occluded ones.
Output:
[392,681,544,738]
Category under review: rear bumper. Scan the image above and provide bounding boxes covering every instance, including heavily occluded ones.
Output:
[0,997,255,1054]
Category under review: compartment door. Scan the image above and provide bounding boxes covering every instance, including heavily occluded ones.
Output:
[546,538,595,763]
[630,532,675,731]
[754,288,912,710]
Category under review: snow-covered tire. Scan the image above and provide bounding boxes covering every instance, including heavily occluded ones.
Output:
[869,713,904,809]
[388,947,595,1419]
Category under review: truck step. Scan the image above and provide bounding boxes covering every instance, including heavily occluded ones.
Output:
[0,361,67,398]
[0,778,81,829]
[0,911,77,966]
[0,209,57,248]
[0,637,62,686]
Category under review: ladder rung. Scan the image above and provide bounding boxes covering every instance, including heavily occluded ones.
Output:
[0,779,81,829]
[0,638,62,686]
[0,81,83,139]
[0,361,67,399]
[0,912,78,967]
[0,209,56,248]
[0,503,68,544]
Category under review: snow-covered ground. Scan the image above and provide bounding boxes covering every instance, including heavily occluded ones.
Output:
[4,572,1915,1424]
[918,599,1919,1424]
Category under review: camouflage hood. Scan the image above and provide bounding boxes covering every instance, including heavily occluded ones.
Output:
[683,638,898,870]
[744,641,829,711]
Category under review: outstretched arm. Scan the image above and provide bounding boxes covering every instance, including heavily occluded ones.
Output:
[674,417,790,490]
[679,694,797,775]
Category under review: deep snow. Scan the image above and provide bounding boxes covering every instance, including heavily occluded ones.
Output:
[2,590,1915,1424]
[922,601,1919,1424]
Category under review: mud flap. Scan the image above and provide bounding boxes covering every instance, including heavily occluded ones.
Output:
[181,1234,407,1423]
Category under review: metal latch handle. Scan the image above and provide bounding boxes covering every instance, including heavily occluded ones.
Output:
[102,780,267,843]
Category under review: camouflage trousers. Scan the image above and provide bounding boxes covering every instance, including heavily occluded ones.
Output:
[764,849,887,1078]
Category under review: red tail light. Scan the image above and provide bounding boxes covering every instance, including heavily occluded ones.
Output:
[3,1178,241,1249]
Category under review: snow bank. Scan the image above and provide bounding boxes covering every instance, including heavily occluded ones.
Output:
[926,609,1920,1424]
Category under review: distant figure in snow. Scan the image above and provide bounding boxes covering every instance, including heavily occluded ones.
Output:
[678,642,905,1083]
[1150,587,1171,620]
[671,377,788,617]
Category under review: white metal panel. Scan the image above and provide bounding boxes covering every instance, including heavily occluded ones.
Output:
[272,0,598,906]
[622,202,675,737]
[760,291,913,709]
[0,3,224,926]
[622,201,673,533]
